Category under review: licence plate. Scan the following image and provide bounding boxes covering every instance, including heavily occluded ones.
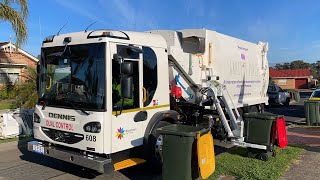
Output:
[32,143,45,154]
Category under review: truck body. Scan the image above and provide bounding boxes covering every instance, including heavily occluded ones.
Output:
[150,29,269,108]
[28,29,269,173]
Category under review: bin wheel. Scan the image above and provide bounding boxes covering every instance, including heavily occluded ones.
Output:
[147,121,172,172]
[258,153,269,161]
[271,149,276,157]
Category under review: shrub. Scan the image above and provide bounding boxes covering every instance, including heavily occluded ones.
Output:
[12,67,38,108]
[0,84,16,100]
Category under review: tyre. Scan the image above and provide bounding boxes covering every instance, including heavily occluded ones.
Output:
[271,149,276,157]
[284,98,290,106]
[146,121,172,172]
[237,107,244,117]
[249,106,259,113]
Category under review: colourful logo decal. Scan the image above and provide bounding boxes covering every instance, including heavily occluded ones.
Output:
[116,127,125,139]
[241,53,246,60]
[152,99,159,106]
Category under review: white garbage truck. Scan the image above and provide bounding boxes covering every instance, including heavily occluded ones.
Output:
[28,29,269,173]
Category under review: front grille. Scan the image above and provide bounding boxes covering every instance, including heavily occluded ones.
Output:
[41,127,84,144]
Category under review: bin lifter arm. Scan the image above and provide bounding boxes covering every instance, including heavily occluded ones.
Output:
[168,54,200,95]
[206,81,244,139]
[205,87,234,138]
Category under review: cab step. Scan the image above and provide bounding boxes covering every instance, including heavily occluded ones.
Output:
[113,158,146,171]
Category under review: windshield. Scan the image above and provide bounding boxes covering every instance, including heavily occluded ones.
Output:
[267,85,275,93]
[311,91,320,98]
[38,43,106,111]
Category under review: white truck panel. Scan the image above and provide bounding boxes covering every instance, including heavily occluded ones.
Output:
[151,29,269,107]
[33,105,106,153]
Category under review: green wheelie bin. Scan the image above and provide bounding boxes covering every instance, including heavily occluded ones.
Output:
[244,112,279,145]
[244,112,281,160]
[304,100,320,126]
[157,124,211,180]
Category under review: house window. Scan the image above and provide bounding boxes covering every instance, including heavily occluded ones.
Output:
[0,73,19,84]
[278,79,287,85]
[0,74,6,84]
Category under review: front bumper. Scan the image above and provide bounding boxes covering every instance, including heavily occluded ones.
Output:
[27,141,113,173]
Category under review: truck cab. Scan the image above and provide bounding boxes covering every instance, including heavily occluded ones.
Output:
[29,30,174,173]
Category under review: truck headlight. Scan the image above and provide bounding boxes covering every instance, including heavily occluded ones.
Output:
[34,113,41,123]
[84,122,101,133]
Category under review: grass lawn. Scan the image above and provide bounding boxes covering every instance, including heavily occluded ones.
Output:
[209,146,304,180]
[0,99,16,110]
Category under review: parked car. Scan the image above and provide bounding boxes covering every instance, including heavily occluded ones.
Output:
[267,85,291,106]
[309,89,320,100]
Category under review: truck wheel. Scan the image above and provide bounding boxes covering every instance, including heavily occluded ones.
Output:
[237,107,244,117]
[249,106,259,113]
[284,98,290,106]
[147,121,172,172]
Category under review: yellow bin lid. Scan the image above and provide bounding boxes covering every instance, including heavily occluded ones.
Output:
[197,131,215,179]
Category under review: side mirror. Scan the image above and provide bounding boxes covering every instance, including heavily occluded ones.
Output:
[121,62,133,75]
[113,54,124,64]
[121,77,133,99]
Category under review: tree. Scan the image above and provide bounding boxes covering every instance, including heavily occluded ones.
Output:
[311,61,320,78]
[290,60,310,69]
[275,63,290,70]
[0,0,28,46]
[275,60,311,70]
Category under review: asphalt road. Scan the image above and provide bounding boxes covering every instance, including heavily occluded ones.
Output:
[265,102,305,125]
[0,140,135,180]
[0,139,235,180]
[265,91,311,126]
[0,95,308,180]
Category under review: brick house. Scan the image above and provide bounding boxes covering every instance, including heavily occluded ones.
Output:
[269,68,313,89]
[0,41,38,85]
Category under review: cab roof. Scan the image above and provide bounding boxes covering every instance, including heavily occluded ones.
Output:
[42,30,167,49]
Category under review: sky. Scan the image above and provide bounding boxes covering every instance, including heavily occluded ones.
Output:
[1,0,320,64]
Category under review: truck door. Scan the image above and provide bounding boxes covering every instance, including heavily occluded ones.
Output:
[110,42,145,153]
[110,43,169,153]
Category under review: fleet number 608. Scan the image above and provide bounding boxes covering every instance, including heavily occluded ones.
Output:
[86,135,96,142]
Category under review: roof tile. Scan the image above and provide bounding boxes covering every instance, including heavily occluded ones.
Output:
[269,68,311,78]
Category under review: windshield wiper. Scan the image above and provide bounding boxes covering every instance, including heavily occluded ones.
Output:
[58,99,90,115]
[41,95,53,110]
[42,101,48,110]
[78,108,90,115]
